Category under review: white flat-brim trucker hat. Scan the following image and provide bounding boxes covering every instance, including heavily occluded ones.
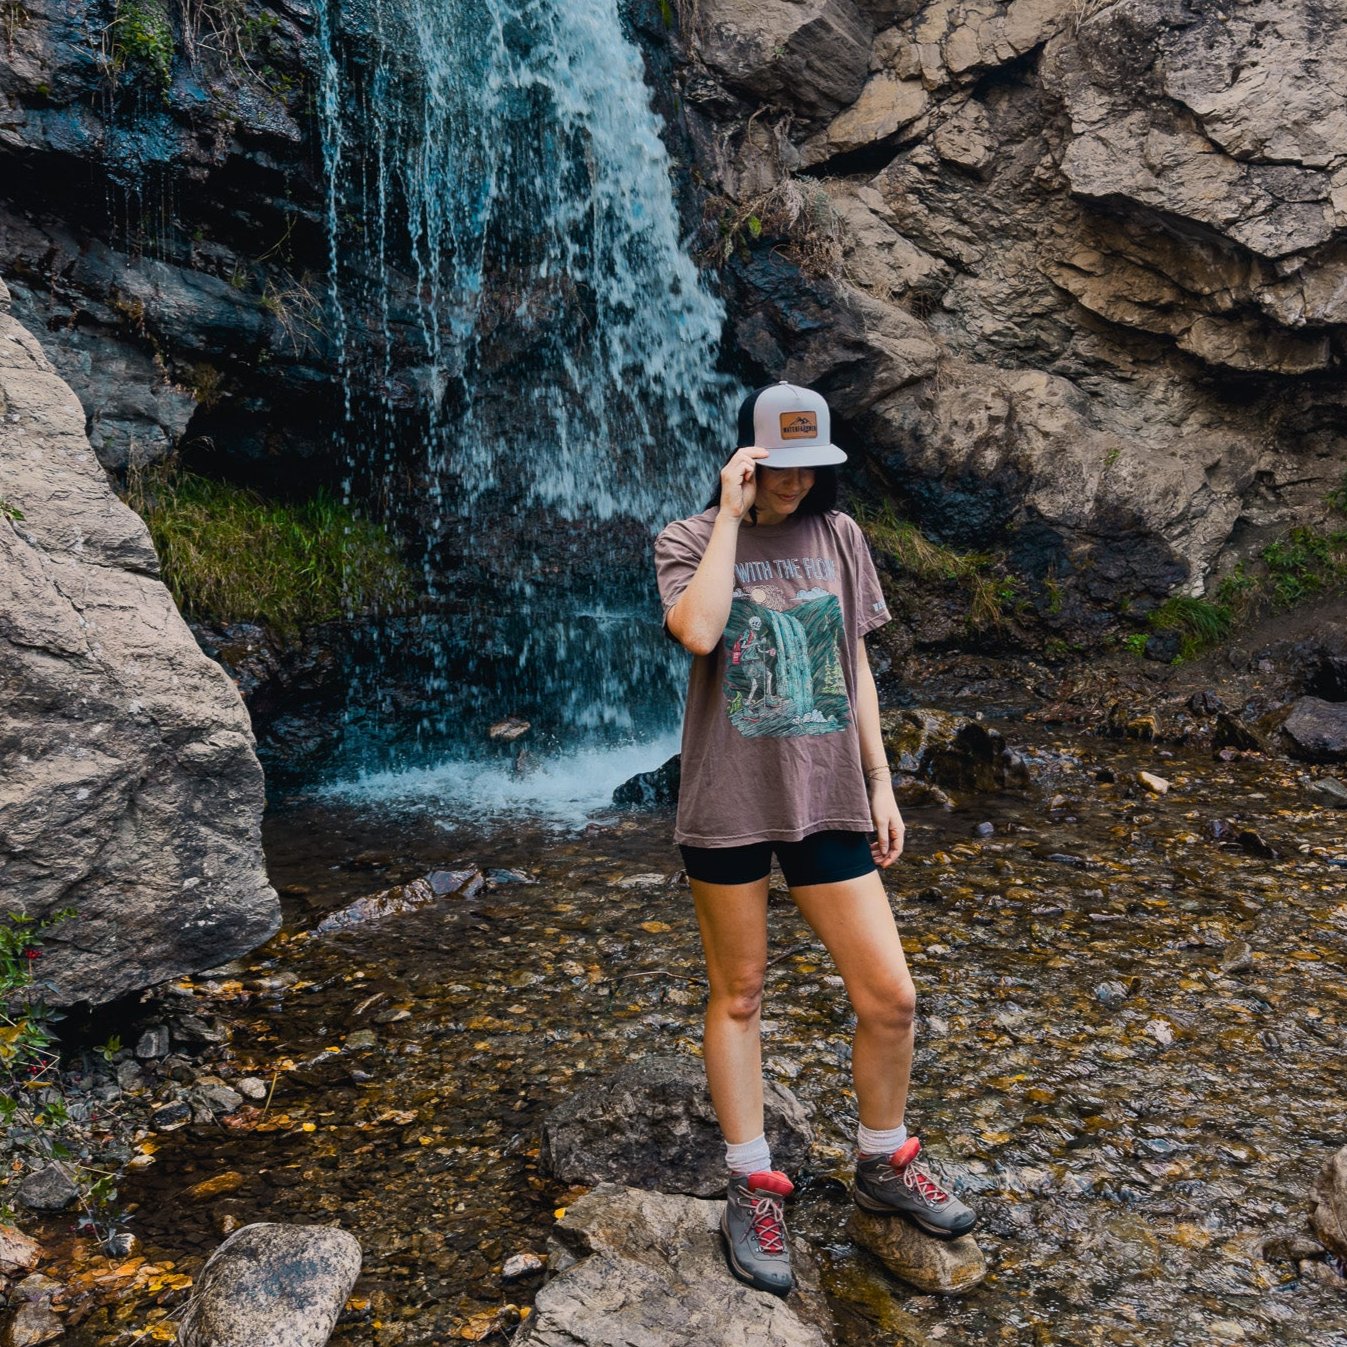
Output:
[738,381,847,468]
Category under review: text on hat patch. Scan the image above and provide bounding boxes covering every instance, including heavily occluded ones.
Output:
[778,411,818,440]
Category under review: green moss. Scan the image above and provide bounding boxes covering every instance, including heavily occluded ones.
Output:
[124,468,414,637]
[113,0,174,89]
[1147,595,1233,661]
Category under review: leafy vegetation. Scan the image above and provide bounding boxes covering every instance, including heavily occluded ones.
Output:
[111,0,174,89]
[0,497,23,522]
[696,177,845,278]
[124,466,414,637]
[1259,525,1347,606]
[857,503,1020,632]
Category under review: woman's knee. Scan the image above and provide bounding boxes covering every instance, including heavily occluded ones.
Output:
[854,975,916,1035]
[710,971,766,1024]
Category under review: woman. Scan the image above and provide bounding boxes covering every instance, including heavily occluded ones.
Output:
[654,382,976,1297]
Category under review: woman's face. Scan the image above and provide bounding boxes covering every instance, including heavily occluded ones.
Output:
[756,466,815,516]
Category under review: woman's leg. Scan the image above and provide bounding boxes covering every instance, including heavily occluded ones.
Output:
[689,874,771,1144]
[788,868,915,1130]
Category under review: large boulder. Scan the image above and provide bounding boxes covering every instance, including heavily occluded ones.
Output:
[1310,1144,1347,1262]
[177,1223,362,1347]
[0,285,279,1006]
[1281,697,1347,764]
[516,1184,834,1346]
[542,1055,814,1198]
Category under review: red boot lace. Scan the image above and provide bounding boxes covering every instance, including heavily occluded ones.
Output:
[902,1161,950,1204]
[749,1193,786,1254]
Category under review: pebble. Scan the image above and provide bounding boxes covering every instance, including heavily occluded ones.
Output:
[15,1164,78,1212]
[345,1029,379,1050]
[1308,777,1347,809]
[1144,1019,1174,1045]
[237,1076,269,1101]
[1219,941,1254,974]
[135,1025,170,1060]
[1137,771,1170,795]
[501,1252,545,1280]
[187,1172,246,1201]
[1095,981,1128,1007]
[0,1224,41,1276]
[151,1100,192,1131]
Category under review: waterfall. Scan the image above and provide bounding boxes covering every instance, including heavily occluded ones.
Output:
[309,0,736,794]
[767,611,815,717]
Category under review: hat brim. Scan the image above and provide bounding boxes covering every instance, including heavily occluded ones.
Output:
[758,444,847,468]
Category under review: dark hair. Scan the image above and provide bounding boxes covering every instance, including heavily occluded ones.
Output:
[703,463,839,522]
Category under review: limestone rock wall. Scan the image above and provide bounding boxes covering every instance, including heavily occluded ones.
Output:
[677,0,1347,619]
[0,278,280,1006]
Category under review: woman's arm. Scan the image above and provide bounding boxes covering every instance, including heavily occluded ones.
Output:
[854,637,904,866]
[665,446,768,655]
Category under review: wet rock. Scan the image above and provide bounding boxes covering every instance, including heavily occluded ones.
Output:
[1310,1145,1347,1262]
[1137,771,1170,796]
[1094,981,1128,1008]
[237,1076,269,1101]
[516,1184,832,1346]
[612,755,682,808]
[134,1025,171,1060]
[3,1274,63,1347]
[1308,777,1347,809]
[1189,691,1226,717]
[891,778,955,809]
[151,1101,192,1132]
[0,1225,40,1277]
[345,1030,379,1051]
[1219,942,1255,975]
[426,868,485,899]
[1281,698,1347,763]
[1213,713,1263,755]
[177,1223,363,1347]
[846,1208,987,1294]
[485,867,538,886]
[186,1172,247,1202]
[488,717,531,742]
[542,1055,813,1198]
[316,868,482,934]
[193,1084,245,1116]
[1260,1230,1327,1263]
[0,305,278,1008]
[881,709,1022,794]
[171,1014,229,1052]
[14,1165,77,1213]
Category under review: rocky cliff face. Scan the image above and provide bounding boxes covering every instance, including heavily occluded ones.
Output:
[0,0,333,489]
[676,0,1347,620]
[0,279,279,1006]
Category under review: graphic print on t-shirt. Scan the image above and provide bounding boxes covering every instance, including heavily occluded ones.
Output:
[722,579,850,739]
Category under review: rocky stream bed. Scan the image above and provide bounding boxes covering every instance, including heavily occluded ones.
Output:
[13,707,1347,1347]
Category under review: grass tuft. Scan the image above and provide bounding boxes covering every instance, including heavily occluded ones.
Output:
[857,503,1018,631]
[1147,596,1233,661]
[124,466,413,637]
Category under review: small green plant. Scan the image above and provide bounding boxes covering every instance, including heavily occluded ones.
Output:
[1122,632,1148,656]
[1147,595,1233,662]
[123,465,415,637]
[1261,525,1347,606]
[1103,446,1121,469]
[0,497,23,522]
[697,177,845,279]
[1326,472,1347,517]
[1041,571,1064,617]
[111,0,174,89]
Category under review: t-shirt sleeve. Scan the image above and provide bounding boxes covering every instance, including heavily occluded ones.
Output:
[654,520,707,617]
[845,515,891,638]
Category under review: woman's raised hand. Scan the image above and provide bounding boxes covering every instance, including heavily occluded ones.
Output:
[719,446,769,520]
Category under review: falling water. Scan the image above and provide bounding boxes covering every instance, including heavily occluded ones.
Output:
[309,0,736,800]
[767,610,816,717]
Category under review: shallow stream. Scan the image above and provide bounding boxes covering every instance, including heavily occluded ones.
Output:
[67,726,1347,1346]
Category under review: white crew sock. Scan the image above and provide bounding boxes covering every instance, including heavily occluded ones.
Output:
[725,1133,773,1176]
[857,1121,908,1160]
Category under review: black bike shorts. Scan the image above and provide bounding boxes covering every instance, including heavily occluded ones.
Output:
[679,829,876,887]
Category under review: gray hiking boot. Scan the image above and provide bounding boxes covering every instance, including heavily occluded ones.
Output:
[720,1169,794,1296]
[853,1137,977,1239]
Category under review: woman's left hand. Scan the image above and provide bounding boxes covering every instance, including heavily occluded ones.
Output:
[869,787,905,867]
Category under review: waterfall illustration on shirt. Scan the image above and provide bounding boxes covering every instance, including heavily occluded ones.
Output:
[722,588,849,738]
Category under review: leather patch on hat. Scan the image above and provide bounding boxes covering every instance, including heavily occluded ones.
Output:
[779,411,818,440]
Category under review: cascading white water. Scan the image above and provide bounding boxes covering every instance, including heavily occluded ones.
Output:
[310,0,735,805]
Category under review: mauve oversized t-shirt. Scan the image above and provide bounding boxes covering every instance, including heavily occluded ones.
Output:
[654,507,891,847]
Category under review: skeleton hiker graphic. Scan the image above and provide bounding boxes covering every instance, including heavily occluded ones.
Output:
[731,614,777,706]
